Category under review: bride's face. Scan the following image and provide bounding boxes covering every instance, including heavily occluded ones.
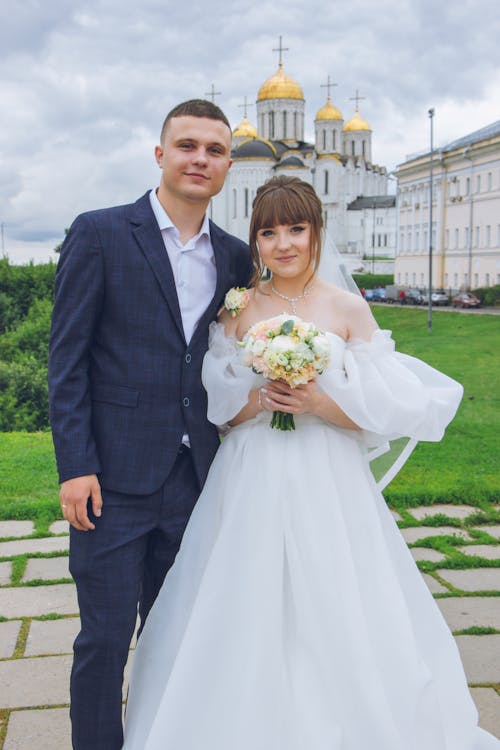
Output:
[256,222,312,281]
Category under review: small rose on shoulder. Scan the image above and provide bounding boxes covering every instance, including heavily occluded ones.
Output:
[224,287,250,318]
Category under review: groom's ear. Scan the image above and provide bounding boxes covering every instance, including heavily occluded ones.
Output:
[154,145,164,168]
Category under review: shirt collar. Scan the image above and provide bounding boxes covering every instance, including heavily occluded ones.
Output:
[149,188,210,244]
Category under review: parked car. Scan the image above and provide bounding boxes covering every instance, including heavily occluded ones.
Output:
[405,289,424,305]
[422,291,450,306]
[364,287,386,302]
[452,292,481,309]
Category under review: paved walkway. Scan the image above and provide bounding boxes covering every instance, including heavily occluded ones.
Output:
[1,508,500,748]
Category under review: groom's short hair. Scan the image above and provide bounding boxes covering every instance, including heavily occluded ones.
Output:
[160,99,231,143]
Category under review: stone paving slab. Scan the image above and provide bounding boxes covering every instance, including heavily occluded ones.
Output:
[49,520,69,535]
[25,617,80,657]
[22,556,72,583]
[439,568,500,592]
[421,573,448,594]
[4,707,71,750]
[437,597,500,630]
[0,654,73,708]
[0,536,69,557]
[0,559,12,585]
[470,688,500,738]
[479,526,500,540]
[455,635,500,683]
[401,526,470,543]
[461,545,500,560]
[0,584,78,619]
[410,504,478,520]
[0,521,35,539]
[0,620,22,659]
[410,547,446,563]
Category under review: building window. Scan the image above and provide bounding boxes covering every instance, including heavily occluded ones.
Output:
[475,226,480,247]
[400,233,404,252]
[283,111,287,139]
[384,234,387,247]
[332,130,336,150]
[474,273,479,287]
[486,225,491,246]
[324,170,329,195]
[244,188,249,218]
[324,211,328,229]
[444,273,448,287]
[466,177,470,195]
[465,227,469,247]
[415,231,419,250]
[412,273,416,285]
[445,229,449,249]
[485,273,490,287]
[454,228,459,248]
[232,189,237,219]
[351,141,355,156]
[269,111,275,139]
[476,174,481,193]
[362,140,366,157]
[487,172,492,191]
[420,273,424,286]
[404,273,409,285]
[322,129,326,150]
[294,112,297,138]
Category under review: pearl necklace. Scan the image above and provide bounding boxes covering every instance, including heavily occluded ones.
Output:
[271,282,315,315]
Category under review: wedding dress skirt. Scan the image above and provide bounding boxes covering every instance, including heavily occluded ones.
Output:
[123,325,499,749]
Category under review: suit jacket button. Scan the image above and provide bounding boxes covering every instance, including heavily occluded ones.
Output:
[185,353,192,363]
[183,397,190,407]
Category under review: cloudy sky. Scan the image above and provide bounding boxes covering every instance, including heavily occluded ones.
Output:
[1,0,499,263]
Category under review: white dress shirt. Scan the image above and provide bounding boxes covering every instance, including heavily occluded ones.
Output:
[149,189,217,344]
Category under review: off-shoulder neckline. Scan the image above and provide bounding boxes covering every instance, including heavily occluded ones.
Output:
[211,321,388,346]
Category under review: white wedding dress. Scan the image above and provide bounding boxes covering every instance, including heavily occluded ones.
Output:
[123,323,499,750]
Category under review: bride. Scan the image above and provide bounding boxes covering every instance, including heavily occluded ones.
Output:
[123,176,499,749]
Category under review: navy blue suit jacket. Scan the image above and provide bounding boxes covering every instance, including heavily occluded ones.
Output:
[48,191,253,495]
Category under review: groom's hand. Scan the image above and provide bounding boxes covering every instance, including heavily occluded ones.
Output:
[60,475,103,531]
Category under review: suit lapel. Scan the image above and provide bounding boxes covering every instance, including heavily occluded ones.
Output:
[130,194,186,342]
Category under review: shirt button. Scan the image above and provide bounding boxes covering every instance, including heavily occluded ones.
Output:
[183,397,190,407]
[185,353,192,364]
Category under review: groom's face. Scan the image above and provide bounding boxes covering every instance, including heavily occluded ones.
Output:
[155,115,232,206]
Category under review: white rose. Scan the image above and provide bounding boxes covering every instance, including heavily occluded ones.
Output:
[312,335,330,359]
[252,339,266,356]
[267,335,296,355]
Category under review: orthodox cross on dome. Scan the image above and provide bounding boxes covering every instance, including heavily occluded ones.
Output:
[238,96,254,118]
[272,35,289,67]
[349,89,366,112]
[321,75,338,101]
[204,84,221,103]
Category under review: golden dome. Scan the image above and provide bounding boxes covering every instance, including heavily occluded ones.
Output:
[315,96,343,121]
[232,117,258,138]
[257,63,304,101]
[343,110,371,132]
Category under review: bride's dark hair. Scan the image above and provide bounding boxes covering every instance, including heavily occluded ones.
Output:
[249,176,323,289]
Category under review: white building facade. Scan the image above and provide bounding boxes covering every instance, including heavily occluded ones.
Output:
[395,121,500,292]
[211,61,394,267]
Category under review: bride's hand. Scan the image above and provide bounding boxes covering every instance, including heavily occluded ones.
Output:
[261,379,322,416]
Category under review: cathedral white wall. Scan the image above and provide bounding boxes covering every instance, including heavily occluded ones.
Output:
[257,98,304,141]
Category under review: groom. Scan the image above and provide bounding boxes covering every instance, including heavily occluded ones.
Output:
[48,99,252,750]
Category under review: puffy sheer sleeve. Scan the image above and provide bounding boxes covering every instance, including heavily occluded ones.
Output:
[202,322,262,428]
[320,329,463,442]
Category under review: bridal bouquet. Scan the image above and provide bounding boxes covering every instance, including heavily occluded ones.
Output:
[240,314,330,431]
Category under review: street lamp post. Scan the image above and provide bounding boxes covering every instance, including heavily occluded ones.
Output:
[428,108,435,332]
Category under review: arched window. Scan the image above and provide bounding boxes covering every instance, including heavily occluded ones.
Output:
[244,188,249,218]
[269,111,275,139]
[362,140,366,157]
[332,130,336,150]
[322,130,326,150]
[351,140,355,156]
[232,189,237,219]
[324,170,329,195]
[283,111,287,138]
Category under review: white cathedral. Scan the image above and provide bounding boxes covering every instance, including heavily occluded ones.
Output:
[211,53,395,269]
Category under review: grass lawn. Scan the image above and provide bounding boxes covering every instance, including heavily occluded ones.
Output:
[0,308,498,523]
[371,307,499,506]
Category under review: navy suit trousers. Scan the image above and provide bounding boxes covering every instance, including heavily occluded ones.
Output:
[69,446,199,750]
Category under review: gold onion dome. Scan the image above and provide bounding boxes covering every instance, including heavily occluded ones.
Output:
[343,109,371,132]
[315,96,343,121]
[257,63,304,101]
[232,117,258,138]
